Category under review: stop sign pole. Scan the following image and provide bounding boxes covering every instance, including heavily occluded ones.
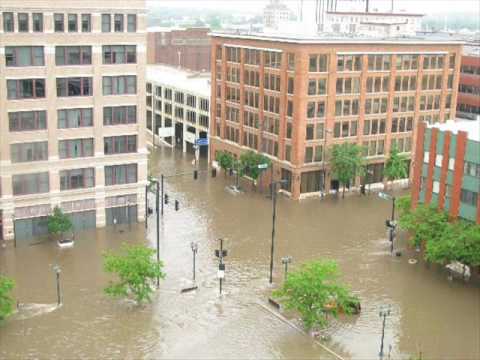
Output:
[215,238,228,295]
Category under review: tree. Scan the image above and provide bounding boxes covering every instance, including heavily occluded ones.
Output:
[103,243,165,304]
[384,146,409,188]
[215,151,234,176]
[329,143,365,198]
[273,260,360,330]
[0,275,15,322]
[47,206,73,238]
[239,150,271,181]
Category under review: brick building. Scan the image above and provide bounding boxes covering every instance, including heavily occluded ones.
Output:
[209,31,462,200]
[457,45,480,120]
[411,120,480,224]
[0,0,148,242]
[147,27,211,72]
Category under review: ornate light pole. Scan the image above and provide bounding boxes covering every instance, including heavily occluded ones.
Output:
[190,242,198,282]
[281,256,292,281]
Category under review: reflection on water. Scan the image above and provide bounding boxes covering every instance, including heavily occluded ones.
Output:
[0,146,479,359]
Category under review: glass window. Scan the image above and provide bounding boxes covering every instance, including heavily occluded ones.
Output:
[60,168,95,190]
[58,138,94,159]
[54,13,64,32]
[56,77,92,97]
[101,14,111,32]
[18,13,29,32]
[9,111,47,132]
[5,46,44,67]
[3,12,14,32]
[114,14,124,32]
[58,108,93,128]
[32,13,43,32]
[127,14,136,32]
[12,172,49,195]
[55,46,92,65]
[11,141,48,163]
[7,79,45,99]
[81,14,91,32]
[68,14,78,32]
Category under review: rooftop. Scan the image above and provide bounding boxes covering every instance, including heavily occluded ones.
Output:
[210,30,464,45]
[326,11,424,17]
[147,26,209,33]
[464,45,480,57]
[429,119,480,141]
[146,65,210,97]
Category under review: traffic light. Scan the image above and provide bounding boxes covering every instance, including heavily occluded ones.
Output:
[193,170,198,180]
[175,200,180,211]
[164,193,169,205]
[211,168,217,178]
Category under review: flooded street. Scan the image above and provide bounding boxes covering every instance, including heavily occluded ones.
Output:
[1,146,479,359]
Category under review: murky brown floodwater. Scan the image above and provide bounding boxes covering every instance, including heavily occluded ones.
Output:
[1,146,479,359]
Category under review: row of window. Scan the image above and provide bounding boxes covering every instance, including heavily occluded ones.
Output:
[146,84,209,111]
[10,135,137,163]
[2,12,137,33]
[11,164,137,196]
[5,45,137,67]
[8,106,137,132]
[459,84,480,96]
[6,76,136,99]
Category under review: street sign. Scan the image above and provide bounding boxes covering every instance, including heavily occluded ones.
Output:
[378,192,392,201]
[195,138,209,146]
[258,163,269,169]
[215,249,228,258]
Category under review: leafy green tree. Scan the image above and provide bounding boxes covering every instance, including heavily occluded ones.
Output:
[329,143,365,198]
[273,260,360,330]
[384,146,409,187]
[47,206,73,238]
[103,243,165,304]
[0,275,15,322]
[215,151,234,176]
[239,150,271,181]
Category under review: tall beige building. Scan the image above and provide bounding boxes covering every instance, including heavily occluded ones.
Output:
[0,1,148,241]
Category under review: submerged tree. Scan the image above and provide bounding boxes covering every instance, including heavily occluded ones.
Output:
[329,143,365,198]
[273,260,360,330]
[0,275,15,322]
[384,146,409,188]
[47,206,73,239]
[239,150,271,181]
[215,151,235,176]
[103,243,165,304]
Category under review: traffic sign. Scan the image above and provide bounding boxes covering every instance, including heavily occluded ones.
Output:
[258,163,269,169]
[195,138,209,146]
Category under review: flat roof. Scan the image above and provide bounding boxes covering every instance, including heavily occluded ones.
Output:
[429,119,480,142]
[146,65,210,97]
[210,31,464,45]
[326,11,424,17]
[464,45,480,57]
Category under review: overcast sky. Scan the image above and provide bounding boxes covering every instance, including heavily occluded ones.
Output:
[148,0,480,15]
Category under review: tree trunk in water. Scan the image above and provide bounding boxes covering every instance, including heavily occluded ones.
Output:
[342,185,345,198]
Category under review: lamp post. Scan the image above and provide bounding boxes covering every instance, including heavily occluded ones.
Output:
[322,128,333,197]
[190,242,198,282]
[53,265,62,306]
[379,305,391,359]
[281,256,292,281]
[378,192,396,254]
[215,238,227,295]
[269,179,288,284]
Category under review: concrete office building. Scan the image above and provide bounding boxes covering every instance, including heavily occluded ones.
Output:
[457,45,480,120]
[209,31,462,200]
[411,120,480,224]
[0,0,148,241]
[146,65,210,155]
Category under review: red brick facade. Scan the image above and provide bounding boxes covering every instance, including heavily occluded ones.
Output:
[437,131,451,210]
[411,121,426,208]
[449,130,468,219]
[457,53,480,119]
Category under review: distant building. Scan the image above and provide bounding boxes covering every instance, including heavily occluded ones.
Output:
[263,0,293,29]
[209,31,462,199]
[457,45,480,120]
[146,65,210,156]
[147,27,211,71]
[323,11,423,36]
[411,120,480,224]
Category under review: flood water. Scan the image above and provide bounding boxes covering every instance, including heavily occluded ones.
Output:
[1,146,479,359]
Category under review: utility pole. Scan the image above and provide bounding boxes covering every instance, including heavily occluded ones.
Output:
[53,265,62,306]
[161,174,164,216]
[156,180,160,288]
[215,238,227,295]
[145,184,148,229]
[269,179,288,284]
[190,242,198,282]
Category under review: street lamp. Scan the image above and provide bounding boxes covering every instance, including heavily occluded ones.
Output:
[281,256,292,281]
[269,179,288,284]
[190,242,198,282]
[53,265,62,306]
[322,128,333,197]
[215,238,228,295]
[378,305,391,359]
[378,192,396,254]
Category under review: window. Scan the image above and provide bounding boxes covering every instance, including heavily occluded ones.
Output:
[362,139,386,157]
[423,55,444,70]
[337,55,362,72]
[11,142,48,163]
[226,47,240,62]
[391,116,413,133]
[460,189,478,206]
[288,53,295,70]
[59,138,94,159]
[464,162,480,178]
[32,13,43,32]
[335,99,359,116]
[186,94,196,108]
[9,110,47,132]
[226,86,240,103]
[105,164,137,185]
[102,45,136,64]
[81,14,91,32]
[243,131,258,149]
[3,12,14,32]
[264,51,281,68]
[60,168,95,190]
[7,79,45,99]
[307,101,325,118]
[367,76,391,93]
[264,73,281,91]
[55,46,92,65]
[114,14,124,32]
[5,46,44,67]
[333,120,357,138]
[419,95,441,111]
[104,135,137,154]
[12,172,49,195]
[102,14,111,32]
[186,111,196,124]
[336,77,360,94]
[263,115,279,135]
[68,14,78,32]
[200,98,209,111]
[308,78,328,95]
[245,48,260,65]
[57,77,92,97]
[309,54,328,72]
[390,137,412,153]
[435,154,443,167]
[175,91,184,104]
[243,110,257,127]
[264,95,280,114]
[393,96,415,112]
[244,69,260,87]
[363,118,386,135]
[103,76,136,95]
[368,55,391,71]
[18,13,29,32]
[54,13,64,32]
[127,14,137,32]
[174,106,184,119]
[396,55,418,70]
[58,108,93,128]
[199,115,208,128]
[432,181,440,193]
